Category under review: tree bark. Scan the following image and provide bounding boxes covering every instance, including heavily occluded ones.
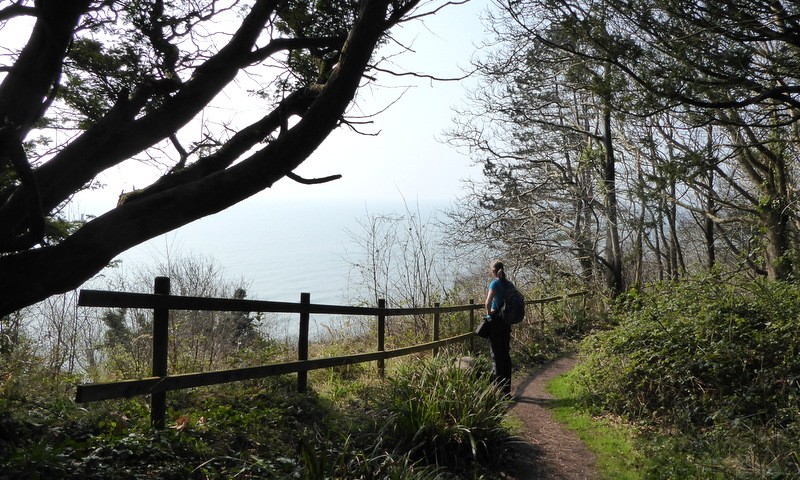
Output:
[0,1,91,134]
[763,205,793,280]
[0,0,412,316]
[704,128,716,272]
[601,107,624,296]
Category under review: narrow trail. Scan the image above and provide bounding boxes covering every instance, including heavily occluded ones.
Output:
[500,356,598,480]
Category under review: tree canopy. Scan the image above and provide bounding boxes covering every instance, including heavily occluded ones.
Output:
[448,0,800,292]
[0,0,452,316]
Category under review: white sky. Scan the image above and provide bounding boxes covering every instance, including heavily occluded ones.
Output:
[40,0,497,303]
[281,0,489,201]
[74,0,491,215]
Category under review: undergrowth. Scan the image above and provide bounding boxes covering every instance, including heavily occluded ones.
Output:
[572,274,800,479]
[378,356,512,473]
[0,288,612,479]
[512,291,599,367]
[0,353,513,479]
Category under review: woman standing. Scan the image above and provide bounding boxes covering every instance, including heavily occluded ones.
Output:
[485,260,512,397]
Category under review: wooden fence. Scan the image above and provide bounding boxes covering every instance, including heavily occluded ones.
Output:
[75,276,587,427]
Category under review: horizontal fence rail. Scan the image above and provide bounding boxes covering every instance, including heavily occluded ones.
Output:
[527,291,588,304]
[75,276,587,427]
[77,289,482,316]
[76,334,472,403]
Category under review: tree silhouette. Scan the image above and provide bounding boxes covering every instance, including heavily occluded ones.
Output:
[0,0,449,316]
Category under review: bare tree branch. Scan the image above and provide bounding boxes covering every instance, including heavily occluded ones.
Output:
[285,171,342,184]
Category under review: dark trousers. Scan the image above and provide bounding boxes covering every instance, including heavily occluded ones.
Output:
[488,318,512,395]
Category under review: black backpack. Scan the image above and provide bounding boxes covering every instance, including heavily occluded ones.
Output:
[501,282,525,325]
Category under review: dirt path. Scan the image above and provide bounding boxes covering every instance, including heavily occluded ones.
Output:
[500,356,598,480]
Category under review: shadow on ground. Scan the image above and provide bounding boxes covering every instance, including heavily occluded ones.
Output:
[497,356,598,480]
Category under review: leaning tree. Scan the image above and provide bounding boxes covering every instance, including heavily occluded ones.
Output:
[0,0,453,316]
[526,0,800,281]
[452,0,800,286]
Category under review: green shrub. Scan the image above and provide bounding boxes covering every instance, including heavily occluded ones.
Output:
[377,356,512,471]
[640,419,800,480]
[576,276,800,426]
[297,432,446,479]
[573,275,800,477]
[0,376,333,479]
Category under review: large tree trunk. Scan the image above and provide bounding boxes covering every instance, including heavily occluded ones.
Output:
[574,196,596,284]
[0,0,412,317]
[0,1,91,132]
[666,176,686,276]
[601,108,625,296]
[704,130,716,272]
[763,138,794,280]
[632,155,647,289]
[763,205,793,280]
[724,117,795,280]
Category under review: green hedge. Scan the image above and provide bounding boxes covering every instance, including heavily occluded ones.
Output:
[571,276,800,477]
[575,276,800,428]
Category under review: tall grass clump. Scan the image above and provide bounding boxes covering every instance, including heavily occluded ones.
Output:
[573,274,800,478]
[377,356,512,472]
[296,433,446,480]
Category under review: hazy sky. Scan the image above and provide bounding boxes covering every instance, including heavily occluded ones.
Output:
[276,0,489,202]
[67,0,494,302]
[74,0,490,216]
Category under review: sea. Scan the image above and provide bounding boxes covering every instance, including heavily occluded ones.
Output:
[97,195,451,337]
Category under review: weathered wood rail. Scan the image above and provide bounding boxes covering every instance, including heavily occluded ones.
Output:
[75,276,587,427]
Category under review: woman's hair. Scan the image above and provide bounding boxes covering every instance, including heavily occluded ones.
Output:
[491,260,506,280]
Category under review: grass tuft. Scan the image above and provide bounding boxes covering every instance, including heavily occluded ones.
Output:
[546,371,648,480]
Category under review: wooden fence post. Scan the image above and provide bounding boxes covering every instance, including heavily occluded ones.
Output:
[469,299,475,352]
[151,276,170,429]
[539,302,546,335]
[75,289,585,411]
[433,303,440,357]
[377,298,386,379]
[298,292,310,393]
[583,294,589,328]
